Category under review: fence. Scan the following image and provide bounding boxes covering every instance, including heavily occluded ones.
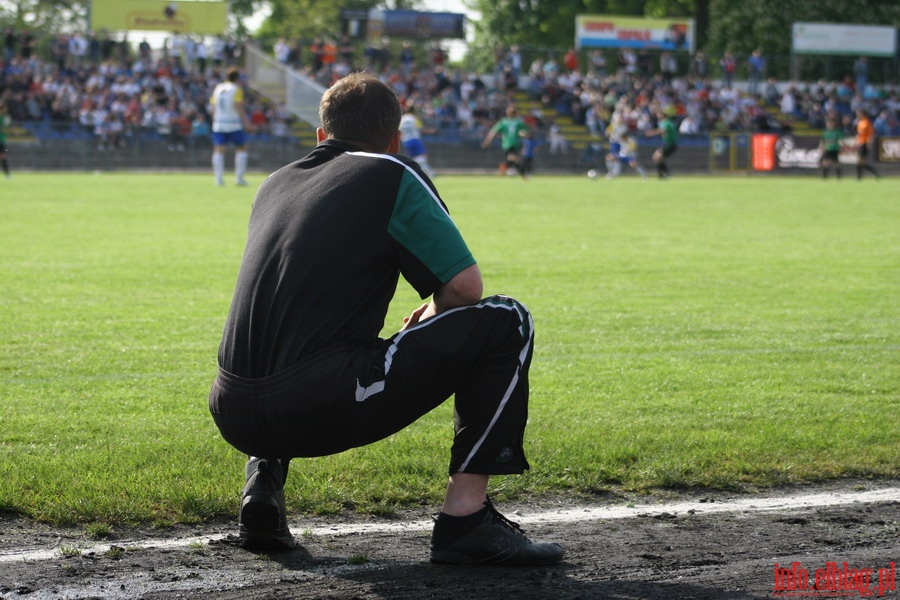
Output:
[12,138,899,178]
[244,43,325,127]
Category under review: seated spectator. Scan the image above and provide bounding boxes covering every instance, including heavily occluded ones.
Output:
[271,115,292,150]
[764,77,780,106]
[170,109,192,151]
[678,114,700,136]
[274,37,290,65]
[873,108,895,136]
[780,86,797,118]
[107,115,125,149]
[547,119,567,154]
[248,102,270,136]
[192,112,211,145]
[24,91,44,120]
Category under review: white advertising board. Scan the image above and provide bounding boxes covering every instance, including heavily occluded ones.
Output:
[792,23,896,57]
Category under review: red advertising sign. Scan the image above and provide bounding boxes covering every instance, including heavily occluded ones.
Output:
[752,134,778,171]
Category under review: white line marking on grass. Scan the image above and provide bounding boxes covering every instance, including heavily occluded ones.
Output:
[1,487,896,564]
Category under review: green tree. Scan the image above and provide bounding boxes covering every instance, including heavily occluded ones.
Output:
[705,0,900,79]
[466,0,706,67]
[253,0,432,42]
[229,0,267,36]
[255,0,349,41]
[467,0,705,47]
[251,0,466,70]
[0,0,89,31]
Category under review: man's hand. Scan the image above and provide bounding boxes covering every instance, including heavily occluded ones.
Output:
[400,264,483,331]
[401,303,430,331]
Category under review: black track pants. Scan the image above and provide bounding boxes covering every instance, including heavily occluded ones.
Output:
[210,295,534,475]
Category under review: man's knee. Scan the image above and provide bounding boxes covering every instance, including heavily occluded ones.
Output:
[479,295,533,343]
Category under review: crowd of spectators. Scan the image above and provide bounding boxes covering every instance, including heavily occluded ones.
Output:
[1,27,898,157]
[271,37,899,151]
[0,29,292,151]
[517,46,899,145]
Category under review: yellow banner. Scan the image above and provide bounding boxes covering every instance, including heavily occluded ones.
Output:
[90,0,228,35]
[576,15,694,52]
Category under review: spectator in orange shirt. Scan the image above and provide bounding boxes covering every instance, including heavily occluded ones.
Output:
[855,109,880,180]
[563,48,578,73]
[309,38,324,73]
[170,110,192,151]
[249,103,270,136]
[321,39,337,70]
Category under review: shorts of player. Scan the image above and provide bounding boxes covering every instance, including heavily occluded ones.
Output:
[502,151,522,167]
[209,295,534,476]
[617,154,635,164]
[521,156,534,174]
[660,142,677,158]
[608,142,621,155]
[402,138,426,158]
[822,149,839,162]
[502,145,522,161]
[857,143,869,160]
[212,130,247,147]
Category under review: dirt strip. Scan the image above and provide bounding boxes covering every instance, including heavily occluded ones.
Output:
[1,481,897,600]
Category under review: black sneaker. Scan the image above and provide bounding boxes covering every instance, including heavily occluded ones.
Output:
[430,499,564,566]
[238,458,296,551]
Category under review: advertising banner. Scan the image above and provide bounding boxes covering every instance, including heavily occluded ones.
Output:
[366,10,466,40]
[752,134,778,171]
[575,15,694,52]
[878,137,900,162]
[753,135,860,171]
[792,23,897,57]
[90,0,228,35]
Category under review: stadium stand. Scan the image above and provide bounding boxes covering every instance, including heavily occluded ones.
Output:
[2,28,897,173]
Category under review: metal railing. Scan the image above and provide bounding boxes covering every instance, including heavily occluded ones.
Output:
[244,43,326,127]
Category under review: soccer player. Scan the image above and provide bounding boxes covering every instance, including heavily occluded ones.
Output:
[645,110,678,178]
[481,104,528,175]
[210,67,251,186]
[0,103,10,178]
[399,105,436,179]
[208,73,563,567]
[603,116,626,178]
[819,118,843,180]
[520,130,537,179]
[606,131,647,179]
[854,109,880,180]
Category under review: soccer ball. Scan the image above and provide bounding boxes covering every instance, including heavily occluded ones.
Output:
[587,169,599,179]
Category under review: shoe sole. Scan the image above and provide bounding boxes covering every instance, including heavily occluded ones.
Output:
[240,494,280,530]
[430,550,564,567]
[238,524,296,551]
[239,494,296,551]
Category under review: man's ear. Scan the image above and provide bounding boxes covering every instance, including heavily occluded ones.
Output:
[387,130,401,153]
[316,127,326,143]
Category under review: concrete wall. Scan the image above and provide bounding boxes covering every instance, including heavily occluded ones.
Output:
[10,138,717,174]
[11,138,897,177]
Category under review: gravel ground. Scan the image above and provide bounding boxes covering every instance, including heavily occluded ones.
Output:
[1,480,897,600]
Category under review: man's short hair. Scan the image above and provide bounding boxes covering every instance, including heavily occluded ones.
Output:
[227,67,241,82]
[319,72,402,151]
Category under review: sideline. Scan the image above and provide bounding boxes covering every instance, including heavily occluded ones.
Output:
[1,486,896,564]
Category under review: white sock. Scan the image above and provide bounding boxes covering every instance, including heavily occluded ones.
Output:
[212,152,225,182]
[416,156,435,179]
[235,150,248,181]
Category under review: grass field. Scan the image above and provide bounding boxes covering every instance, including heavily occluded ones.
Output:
[1,172,897,527]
